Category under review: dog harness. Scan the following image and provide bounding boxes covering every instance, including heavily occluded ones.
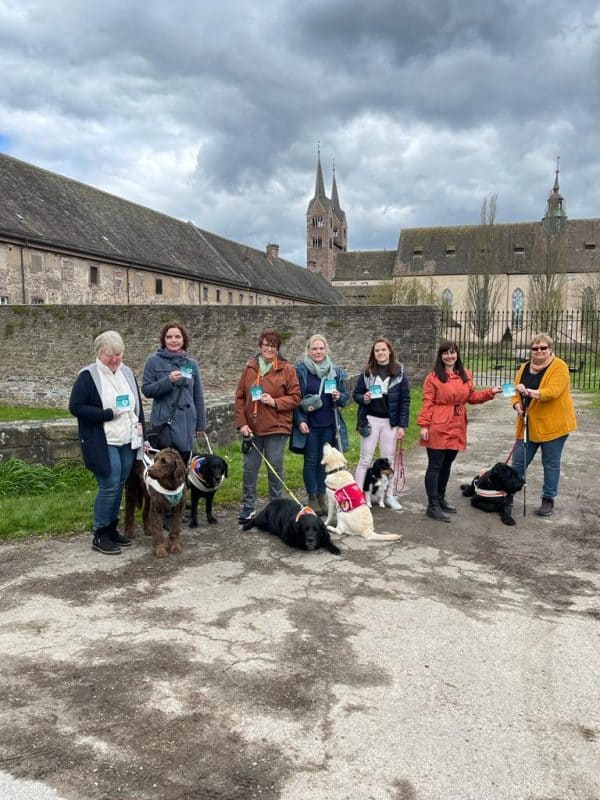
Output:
[295,505,317,522]
[142,453,185,506]
[187,455,226,493]
[334,483,368,513]
[474,469,506,499]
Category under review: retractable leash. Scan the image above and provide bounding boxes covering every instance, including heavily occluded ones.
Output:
[522,403,529,517]
[201,432,213,454]
[393,438,406,495]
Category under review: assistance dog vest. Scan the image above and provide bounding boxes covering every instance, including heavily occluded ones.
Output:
[188,455,226,493]
[334,483,368,512]
[474,469,506,499]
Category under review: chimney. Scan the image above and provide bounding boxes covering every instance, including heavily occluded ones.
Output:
[266,243,279,261]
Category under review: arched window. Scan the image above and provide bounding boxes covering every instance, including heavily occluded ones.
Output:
[441,289,453,309]
[512,288,524,328]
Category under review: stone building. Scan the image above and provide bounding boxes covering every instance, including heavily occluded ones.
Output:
[0,153,342,307]
[306,151,347,283]
[306,159,600,310]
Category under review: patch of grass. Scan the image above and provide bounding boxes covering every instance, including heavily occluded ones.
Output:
[0,406,71,422]
[0,391,423,539]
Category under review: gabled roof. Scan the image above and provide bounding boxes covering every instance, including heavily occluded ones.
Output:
[334,250,395,282]
[0,152,342,304]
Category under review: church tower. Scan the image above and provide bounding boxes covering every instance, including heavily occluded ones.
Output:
[306,149,347,282]
[542,157,567,234]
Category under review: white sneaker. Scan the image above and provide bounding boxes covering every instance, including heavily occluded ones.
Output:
[384,496,403,511]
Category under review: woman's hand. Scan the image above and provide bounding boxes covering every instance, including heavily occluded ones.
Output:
[513,403,524,417]
[331,389,341,401]
[363,391,372,404]
[239,425,251,437]
[396,427,406,439]
[492,386,503,396]
[420,426,429,441]
[299,422,309,434]
[169,370,183,382]
[261,393,276,408]
[515,383,527,396]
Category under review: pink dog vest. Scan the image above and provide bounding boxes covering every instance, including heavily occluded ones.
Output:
[334,483,367,512]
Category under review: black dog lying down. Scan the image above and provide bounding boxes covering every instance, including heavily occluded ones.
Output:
[461,462,525,526]
[187,454,228,526]
[242,498,341,555]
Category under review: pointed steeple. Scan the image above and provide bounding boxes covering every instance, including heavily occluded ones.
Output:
[331,160,343,216]
[542,156,567,234]
[310,143,329,206]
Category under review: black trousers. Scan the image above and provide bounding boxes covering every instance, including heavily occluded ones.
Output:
[424,448,458,501]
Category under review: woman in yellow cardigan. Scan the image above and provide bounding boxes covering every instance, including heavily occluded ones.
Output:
[512,333,577,516]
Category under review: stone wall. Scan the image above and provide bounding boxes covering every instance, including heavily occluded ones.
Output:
[0,304,439,408]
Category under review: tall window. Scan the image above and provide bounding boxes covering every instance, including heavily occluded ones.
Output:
[228,291,233,304]
[441,288,453,312]
[89,266,99,285]
[155,278,163,295]
[216,289,221,303]
[512,288,524,328]
[0,296,9,305]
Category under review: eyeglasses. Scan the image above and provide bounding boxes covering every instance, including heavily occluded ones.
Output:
[261,343,277,349]
[531,346,549,352]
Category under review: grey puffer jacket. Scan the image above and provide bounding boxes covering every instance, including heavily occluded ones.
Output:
[142,348,206,453]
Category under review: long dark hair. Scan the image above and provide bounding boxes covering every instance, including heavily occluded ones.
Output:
[433,340,468,383]
[366,337,399,377]
[159,321,190,350]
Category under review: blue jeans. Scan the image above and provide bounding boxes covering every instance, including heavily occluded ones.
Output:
[511,435,568,499]
[242,434,288,510]
[94,444,136,529]
[303,424,336,495]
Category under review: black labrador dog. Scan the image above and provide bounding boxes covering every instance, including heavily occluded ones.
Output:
[242,498,341,555]
[187,454,228,526]
[461,462,525,526]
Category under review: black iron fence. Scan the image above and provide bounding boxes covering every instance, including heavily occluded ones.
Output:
[440,309,600,390]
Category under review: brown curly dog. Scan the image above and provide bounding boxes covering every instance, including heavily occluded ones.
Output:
[142,448,187,558]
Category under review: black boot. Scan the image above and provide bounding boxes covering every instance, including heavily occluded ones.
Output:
[426,499,451,523]
[316,494,328,517]
[438,496,457,514]
[92,525,122,555]
[109,518,132,547]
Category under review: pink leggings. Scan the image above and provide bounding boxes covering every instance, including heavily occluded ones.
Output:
[355,415,398,497]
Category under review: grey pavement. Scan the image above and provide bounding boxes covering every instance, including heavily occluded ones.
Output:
[1,393,599,800]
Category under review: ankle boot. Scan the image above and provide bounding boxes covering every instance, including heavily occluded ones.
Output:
[92,525,122,555]
[426,499,451,523]
[438,496,457,513]
[109,518,132,547]
[316,494,328,517]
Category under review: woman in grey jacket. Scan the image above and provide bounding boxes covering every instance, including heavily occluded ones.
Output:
[142,321,207,463]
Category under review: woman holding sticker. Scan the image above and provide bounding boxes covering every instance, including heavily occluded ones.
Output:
[235,328,301,523]
[69,330,145,555]
[354,337,410,511]
[142,320,206,464]
[291,334,349,516]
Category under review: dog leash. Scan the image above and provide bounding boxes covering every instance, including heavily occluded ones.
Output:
[393,439,405,494]
[247,436,305,509]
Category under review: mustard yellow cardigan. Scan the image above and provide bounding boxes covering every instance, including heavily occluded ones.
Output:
[513,357,577,442]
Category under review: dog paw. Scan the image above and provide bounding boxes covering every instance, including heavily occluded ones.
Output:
[154,546,169,558]
[167,542,182,554]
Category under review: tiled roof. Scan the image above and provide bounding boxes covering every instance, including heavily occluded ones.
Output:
[0,153,342,304]
[334,250,396,282]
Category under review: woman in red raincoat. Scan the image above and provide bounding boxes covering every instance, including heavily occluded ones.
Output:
[417,341,502,522]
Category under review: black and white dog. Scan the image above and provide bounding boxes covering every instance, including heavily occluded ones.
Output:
[242,498,341,555]
[460,462,525,526]
[187,454,228,526]
[363,458,395,508]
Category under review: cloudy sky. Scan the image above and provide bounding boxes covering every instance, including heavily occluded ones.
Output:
[1,0,599,265]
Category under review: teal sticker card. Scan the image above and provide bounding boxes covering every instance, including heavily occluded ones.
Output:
[181,364,193,379]
[323,379,336,394]
[116,394,131,409]
[251,385,263,401]
[502,382,515,398]
[370,384,383,398]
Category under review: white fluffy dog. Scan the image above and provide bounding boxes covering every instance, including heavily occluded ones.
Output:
[321,444,402,542]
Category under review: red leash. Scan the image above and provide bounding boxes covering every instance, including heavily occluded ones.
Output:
[393,439,406,494]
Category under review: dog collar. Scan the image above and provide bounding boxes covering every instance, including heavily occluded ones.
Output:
[325,466,347,475]
[144,470,186,506]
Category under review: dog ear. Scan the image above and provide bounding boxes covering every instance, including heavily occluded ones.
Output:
[173,455,186,485]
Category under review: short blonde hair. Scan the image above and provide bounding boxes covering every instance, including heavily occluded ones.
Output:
[306,333,330,357]
[94,330,124,356]
[530,333,554,350]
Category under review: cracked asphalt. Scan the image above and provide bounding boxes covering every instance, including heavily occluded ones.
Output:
[1,394,599,800]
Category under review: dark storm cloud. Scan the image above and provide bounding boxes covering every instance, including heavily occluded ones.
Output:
[0,0,599,263]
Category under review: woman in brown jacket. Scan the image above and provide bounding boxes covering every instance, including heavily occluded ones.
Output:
[235,328,301,523]
[512,333,577,517]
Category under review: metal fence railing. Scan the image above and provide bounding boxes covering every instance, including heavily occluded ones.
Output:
[440,309,600,390]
